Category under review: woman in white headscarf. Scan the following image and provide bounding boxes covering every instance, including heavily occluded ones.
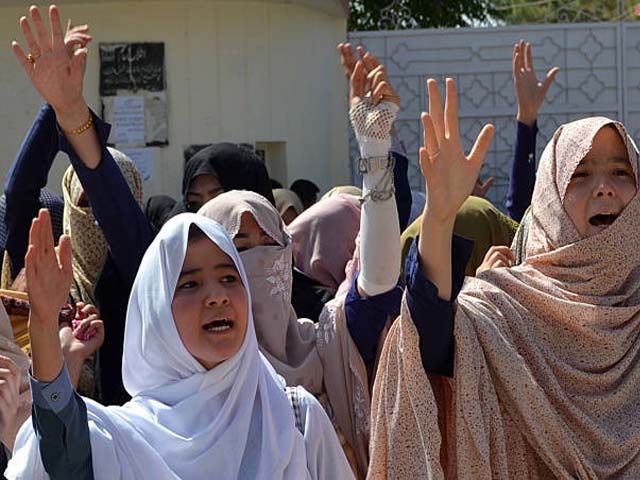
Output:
[6,210,352,479]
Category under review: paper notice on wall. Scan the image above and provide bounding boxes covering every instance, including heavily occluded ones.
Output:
[122,147,154,182]
[113,96,145,145]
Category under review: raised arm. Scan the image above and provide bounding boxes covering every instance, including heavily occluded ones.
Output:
[5,21,92,279]
[348,51,401,298]
[507,39,559,221]
[338,43,412,231]
[25,209,94,479]
[419,79,494,301]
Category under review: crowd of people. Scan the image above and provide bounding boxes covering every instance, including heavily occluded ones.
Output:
[0,4,638,479]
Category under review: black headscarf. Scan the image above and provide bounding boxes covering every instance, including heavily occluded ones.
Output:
[175,143,275,214]
[144,194,177,235]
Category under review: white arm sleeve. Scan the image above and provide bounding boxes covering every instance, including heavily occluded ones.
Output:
[350,99,401,297]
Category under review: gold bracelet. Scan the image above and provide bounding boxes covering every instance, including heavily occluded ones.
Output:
[63,112,93,136]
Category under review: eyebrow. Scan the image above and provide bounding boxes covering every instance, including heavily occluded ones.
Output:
[178,263,237,277]
[578,156,630,167]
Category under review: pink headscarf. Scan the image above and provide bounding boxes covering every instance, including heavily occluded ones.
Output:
[288,194,361,293]
[369,118,640,478]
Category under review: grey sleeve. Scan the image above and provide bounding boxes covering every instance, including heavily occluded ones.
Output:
[29,364,94,480]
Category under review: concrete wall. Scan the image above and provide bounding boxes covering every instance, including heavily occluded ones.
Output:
[0,0,349,199]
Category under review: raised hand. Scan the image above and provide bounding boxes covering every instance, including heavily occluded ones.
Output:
[59,302,104,389]
[513,39,559,128]
[0,355,21,450]
[12,5,87,117]
[26,209,72,382]
[476,245,515,275]
[472,175,496,198]
[420,78,495,223]
[26,209,72,330]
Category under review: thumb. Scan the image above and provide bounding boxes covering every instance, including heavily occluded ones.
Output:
[480,176,496,196]
[71,47,88,81]
[541,67,560,96]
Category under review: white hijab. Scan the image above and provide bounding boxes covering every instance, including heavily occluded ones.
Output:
[7,214,309,479]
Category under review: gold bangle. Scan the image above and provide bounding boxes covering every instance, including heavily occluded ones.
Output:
[64,113,93,136]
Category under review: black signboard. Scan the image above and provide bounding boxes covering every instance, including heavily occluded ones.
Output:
[99,42,165,95]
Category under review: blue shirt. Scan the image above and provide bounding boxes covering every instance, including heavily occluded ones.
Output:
[30,365,94,479]
[3,104,64,278]
[405,235,474,377]
[506,121,538,222]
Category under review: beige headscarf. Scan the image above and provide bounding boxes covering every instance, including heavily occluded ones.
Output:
[321,185,362,201]
[199,191,383,478]
[273,188,304,217]
[369,117,640,479]
[62,148,143,305]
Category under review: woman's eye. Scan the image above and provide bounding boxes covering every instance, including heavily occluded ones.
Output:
[221,275,238,284]
[186,202,200,212]
[614,169,632,177]
[571,171,588,179]
[178,281,197,290]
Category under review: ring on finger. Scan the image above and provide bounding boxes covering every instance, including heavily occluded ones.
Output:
[428,149,441,159]
[27,51,41,63]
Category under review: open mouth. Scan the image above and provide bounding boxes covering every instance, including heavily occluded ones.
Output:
[202,318,234,333]
[588,213,618,227]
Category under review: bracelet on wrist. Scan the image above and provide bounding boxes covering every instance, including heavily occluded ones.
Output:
[62,112,93,136]
[358,153,393,175]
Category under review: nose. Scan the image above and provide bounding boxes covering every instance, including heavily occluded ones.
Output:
[205,285,229,307]
[593,175,615,198]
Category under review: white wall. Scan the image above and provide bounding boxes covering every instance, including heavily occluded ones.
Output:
[0,0,349,200]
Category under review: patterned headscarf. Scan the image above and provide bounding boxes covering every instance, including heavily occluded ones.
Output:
[369,117,640,478]
[62,148,143,305]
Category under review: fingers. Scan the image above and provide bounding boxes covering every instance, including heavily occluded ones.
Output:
[366,64,400,106]
[444,78,459,139]
[30,6,52,52]
[70,47,88,83]
[487,245,515,261]
[372,81,390,105]
[421,112,439,158]
[57,234,73,278]
[350,60,366,104]
[0,356,20,381]
[11,41,30,72]
[81,303,99,317]
[480,176,496,196]
[337,42,356,78]
[525,41,532,71]
[39,209,56,258]
[427,79,445,142]
[20,16,40,56]
[359,49,381,72]
[541,66,560,95]
[50,5,65,52]
[512,44,520,77]
[468,124,495,166]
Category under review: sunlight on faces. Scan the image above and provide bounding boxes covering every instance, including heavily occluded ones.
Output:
[233,212,279,252]
[564,125,637,238]
[186,174,224,212]
[171,227,249,370]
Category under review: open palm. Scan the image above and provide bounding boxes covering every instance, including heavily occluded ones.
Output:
[25,209,73,328]
[513,40,559,126]
[420,79,495,223]
[12,5,86,113]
